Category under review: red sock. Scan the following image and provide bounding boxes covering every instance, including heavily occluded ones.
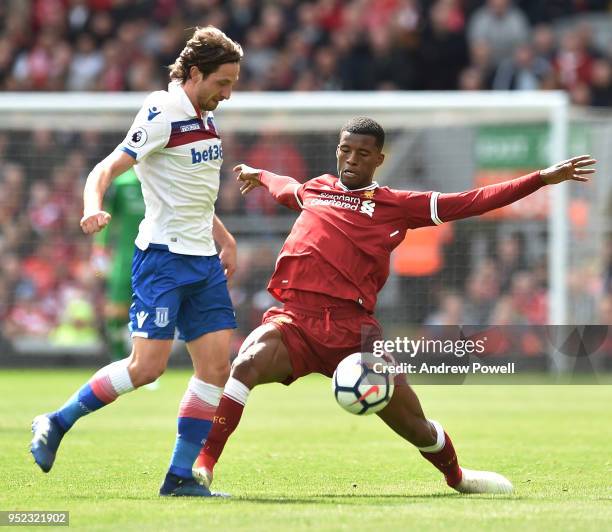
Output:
[196,393,245,472]
[420,431,462,487]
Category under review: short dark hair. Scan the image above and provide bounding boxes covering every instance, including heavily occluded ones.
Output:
[340,117,385,150]
[169,26,243,83]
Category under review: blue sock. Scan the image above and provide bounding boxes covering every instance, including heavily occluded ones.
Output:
[50,359,135,432]
[168,417,213,478]
[168,378,222,478]
[51,385,106,432]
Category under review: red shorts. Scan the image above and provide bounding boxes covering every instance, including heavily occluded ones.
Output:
[262,291,383,385]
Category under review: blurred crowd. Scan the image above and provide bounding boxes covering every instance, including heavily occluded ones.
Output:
[424,233,612,328]
[0,0,611,105]
[0,129,610,350]
[0,0,611,353]
[0,127,315,347]
[420,232,612,362]
[0,131,105,347]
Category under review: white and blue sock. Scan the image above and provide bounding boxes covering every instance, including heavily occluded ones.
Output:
[50,358,134,432]
[168,377,223,479]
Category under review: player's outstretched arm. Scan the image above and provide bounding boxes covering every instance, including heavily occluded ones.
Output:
[234,163,303,211]
[539,154,596,184]
[81,150,136,234]
[436,155,596,223]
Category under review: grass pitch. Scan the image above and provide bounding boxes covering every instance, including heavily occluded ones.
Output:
[1,369,610,531]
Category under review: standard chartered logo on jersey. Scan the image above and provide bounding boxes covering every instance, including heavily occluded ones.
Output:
[359,200,375,217]
[310,192,376,217]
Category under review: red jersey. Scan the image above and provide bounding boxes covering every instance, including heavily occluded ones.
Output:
[259,171,545,313]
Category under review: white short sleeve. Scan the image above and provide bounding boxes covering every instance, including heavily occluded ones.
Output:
[118,93,171,161]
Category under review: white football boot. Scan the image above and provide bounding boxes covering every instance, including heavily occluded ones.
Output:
[453,468,513,494]
[192,465,214,489]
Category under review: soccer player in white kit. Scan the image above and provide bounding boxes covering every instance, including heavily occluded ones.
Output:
[30,26,242,497]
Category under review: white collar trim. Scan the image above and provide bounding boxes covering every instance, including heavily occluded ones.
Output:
[168,81,202,118]
[336,178,379,192]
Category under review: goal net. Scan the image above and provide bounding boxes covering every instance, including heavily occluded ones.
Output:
[0,91,609,368]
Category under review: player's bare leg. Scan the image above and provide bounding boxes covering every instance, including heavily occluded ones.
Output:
[229,324,293,386]
[376,380,437,447]
[193,324,292,487]
[187,328,233,386]
[31,337,172,473]
[378,383,513,494]
[127,338,173,386]
[105,302,160,390]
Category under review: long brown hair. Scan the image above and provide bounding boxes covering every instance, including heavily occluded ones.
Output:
[169,26,243,83]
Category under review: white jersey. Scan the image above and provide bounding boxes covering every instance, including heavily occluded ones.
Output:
[118,81,223,256]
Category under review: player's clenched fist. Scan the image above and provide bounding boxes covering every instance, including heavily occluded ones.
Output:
[234,163,263,195]
[80,211,111,234]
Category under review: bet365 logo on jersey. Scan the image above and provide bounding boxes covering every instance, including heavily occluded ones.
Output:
[191,145,223,164]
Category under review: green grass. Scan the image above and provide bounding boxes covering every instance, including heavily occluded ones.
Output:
[1,370,610,531]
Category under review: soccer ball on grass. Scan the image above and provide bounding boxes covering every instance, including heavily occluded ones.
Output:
[332,352,394,415]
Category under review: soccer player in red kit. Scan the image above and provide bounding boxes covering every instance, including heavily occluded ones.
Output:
[194,117,596,494]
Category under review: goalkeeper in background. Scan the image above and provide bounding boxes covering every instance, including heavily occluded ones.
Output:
[92,168,145,362]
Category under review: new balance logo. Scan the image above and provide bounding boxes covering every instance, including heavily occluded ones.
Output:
[359,200,376,217]
[136,311,148,328]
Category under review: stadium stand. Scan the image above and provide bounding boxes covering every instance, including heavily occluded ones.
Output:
[0,0,611,352]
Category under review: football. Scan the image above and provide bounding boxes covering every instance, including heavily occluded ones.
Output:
[332,352,394,415]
